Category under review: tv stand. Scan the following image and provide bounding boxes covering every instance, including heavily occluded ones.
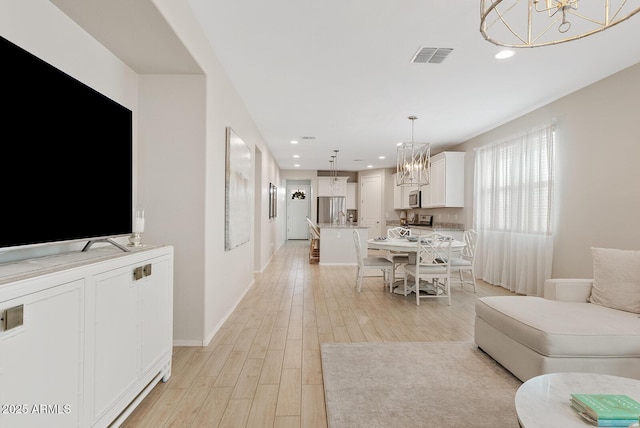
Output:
[0,245,174,428]
[82,238,130,253]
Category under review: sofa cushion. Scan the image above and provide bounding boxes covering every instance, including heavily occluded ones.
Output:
[590,247,640,313]
[476,296,640,357]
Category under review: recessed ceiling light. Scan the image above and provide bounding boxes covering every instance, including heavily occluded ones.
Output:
[290,140,299,144]
[495,49,515,60]
[378,156,386,159]
[294,164,300,168]
[396,142,403,146]
[367,165,373,168]
[293,154,300,158]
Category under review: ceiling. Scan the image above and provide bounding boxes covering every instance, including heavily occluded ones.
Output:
[53,0,640,171]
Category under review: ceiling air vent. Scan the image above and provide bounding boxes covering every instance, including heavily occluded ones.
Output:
[411,47,453,64]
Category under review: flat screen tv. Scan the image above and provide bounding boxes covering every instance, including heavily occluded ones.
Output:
[0,35,133,250]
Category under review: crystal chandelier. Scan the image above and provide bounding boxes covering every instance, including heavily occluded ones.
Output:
[396,116,430,187]
[480,0,640,48]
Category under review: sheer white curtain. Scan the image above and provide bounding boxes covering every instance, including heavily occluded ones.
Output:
[473,125,555,296]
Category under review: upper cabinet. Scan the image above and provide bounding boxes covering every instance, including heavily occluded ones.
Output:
[420,151,465,208]
[392,173,418,209]
[318,176,348,197]
[346,182,358,209]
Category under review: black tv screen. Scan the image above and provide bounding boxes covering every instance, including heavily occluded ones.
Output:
[0,35,133,249]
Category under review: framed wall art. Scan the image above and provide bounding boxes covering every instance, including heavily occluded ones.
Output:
[225,127,252,250]
[269,183,277,219]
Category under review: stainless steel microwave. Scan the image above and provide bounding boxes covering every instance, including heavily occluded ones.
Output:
[409,190,421,208]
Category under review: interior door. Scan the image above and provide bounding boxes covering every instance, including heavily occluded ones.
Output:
[286,184,311,239]
[360,175,382,237]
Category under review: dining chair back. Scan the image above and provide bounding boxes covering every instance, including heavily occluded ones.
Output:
[403,233,453,305]
[449,229,478,292]
[353,229,393,292]
[385,227,411,290]
[387,227,411,239]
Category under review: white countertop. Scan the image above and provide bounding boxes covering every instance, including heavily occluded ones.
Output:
[318,223,369,229]
[407,224,464,231]
[388,221,464,231]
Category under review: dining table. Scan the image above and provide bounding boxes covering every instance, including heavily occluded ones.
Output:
[367,236,467,295]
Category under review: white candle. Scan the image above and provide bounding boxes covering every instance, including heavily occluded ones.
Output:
[134,211,145,233]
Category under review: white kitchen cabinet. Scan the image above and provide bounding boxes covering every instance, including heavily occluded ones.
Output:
[420,183,431,208]
[0,245,173,428]
[392,173,418,209]
[421,151,465,208]
[393,173,402,209]
[346,182,357,209]
[317,176,348,197]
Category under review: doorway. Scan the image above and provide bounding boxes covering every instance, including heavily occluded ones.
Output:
[360,174,383,237]
[254,147,262,271]
[286,183,311,240]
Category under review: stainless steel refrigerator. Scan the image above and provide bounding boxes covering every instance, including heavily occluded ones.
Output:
[317,196,346,224]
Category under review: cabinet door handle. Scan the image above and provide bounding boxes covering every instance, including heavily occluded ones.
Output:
[133,266,144,281]
[133,264,153,281]
[1,304,24,332]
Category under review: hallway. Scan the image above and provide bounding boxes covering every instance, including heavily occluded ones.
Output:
[123,240,513,427]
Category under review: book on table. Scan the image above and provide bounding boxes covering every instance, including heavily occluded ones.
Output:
[570,394,640,426]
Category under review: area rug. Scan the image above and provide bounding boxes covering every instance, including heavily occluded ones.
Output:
[320,341,522,428]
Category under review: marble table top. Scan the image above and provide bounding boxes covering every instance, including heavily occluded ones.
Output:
[516,372,640,427]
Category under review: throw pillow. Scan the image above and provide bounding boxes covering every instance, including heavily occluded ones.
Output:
[590,247,640,313]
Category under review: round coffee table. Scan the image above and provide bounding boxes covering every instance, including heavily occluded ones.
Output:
[516,372,640,427]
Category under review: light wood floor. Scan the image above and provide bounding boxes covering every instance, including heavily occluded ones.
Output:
[122,240,515,428]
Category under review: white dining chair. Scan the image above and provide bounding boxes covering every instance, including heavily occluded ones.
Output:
[385,226,411,290]
[449,229,478,292]
[403,233,453,305]
[353,229,393,293]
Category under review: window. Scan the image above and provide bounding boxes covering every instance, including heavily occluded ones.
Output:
[473,124,555,295]
[475,125,554,235]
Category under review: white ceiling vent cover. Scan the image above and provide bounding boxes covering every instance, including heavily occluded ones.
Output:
[411,47,453,64]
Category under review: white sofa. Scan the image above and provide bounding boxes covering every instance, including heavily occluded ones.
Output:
[475,278,640,382]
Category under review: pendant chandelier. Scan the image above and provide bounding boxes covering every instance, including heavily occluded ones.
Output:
[396,116,430,187]
[480,0,640,48]
[328,149,340,195]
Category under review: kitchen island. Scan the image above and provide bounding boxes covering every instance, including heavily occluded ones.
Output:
[318,223,370,265]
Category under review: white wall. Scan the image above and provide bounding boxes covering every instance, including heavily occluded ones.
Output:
[151,0,282,345]
[138,74,207,343]
[453,62,640,279]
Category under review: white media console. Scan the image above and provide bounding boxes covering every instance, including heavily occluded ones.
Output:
[0,244,174,428]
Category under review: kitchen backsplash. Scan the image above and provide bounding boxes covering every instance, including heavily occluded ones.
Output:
[386,220,465,230]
